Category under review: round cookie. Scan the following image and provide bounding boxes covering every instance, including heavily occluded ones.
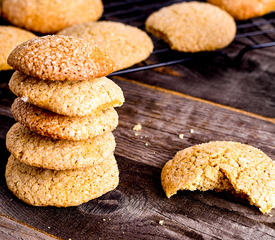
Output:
[58,21,154,71]
[7,35,114,81]
[5,155,119,207]
[6,123,116,170]
[2,0,103,33]
[208,0,275,20]
[9,71,124,117]
[145,2,236,52]
[0,26,35,71]
[161,141,274,213]
[11,98,118,140]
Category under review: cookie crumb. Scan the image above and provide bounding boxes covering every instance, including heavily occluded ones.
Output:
[145,142,149,146]
[47,226,51,229]
[159,220,164,225]
[103,218,106,222]
[21,96,28,102]
[68,238,72,240]
[133,123,142,131]
[190,129,194,134]
[134,132,139,136]
[179,134,184,139]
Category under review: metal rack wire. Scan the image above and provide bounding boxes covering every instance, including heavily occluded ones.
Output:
[102,0,275,76]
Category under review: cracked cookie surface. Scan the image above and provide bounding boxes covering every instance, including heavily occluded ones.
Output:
[8,35,114,81]
[146,2,236,52]
[208,0,275,20]
[5,155,119,207]
[11,98,118,140]
[161,141,274,213]
[0,26,35,71]
[2,0,103,33]
[6,123,116,170]
[59,21,153,71]
[9,71,124,117]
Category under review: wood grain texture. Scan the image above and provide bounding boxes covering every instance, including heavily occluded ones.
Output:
[0,215,59,240]
[122,48,275,118]
[0,79,274,240]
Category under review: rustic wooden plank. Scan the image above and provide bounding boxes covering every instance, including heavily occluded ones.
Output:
[0,215,59,240]
[121,47,275,118]
[0,155,274,240]
[113,78,275,168]
[0,78,274,240]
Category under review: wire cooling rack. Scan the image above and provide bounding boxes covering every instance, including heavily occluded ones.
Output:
[101,0,275,76]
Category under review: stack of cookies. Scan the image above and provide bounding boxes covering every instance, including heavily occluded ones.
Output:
[5,35,125,207]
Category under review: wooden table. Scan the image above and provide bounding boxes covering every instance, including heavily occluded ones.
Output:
[1,7,275,240]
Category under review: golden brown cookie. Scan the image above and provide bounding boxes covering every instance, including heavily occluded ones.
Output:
[58,21,154,71]
[161,142,233,198]
[7,35,114,81]
[145,2,236,52]
[161,141,275,213]
[208,0,275,20]
[217,143,275,214]
[2,0,103,33]
[9,71,124,117]
[6,123,116,170]
[0,26,35,71]
[11,98,118,140]
[6,155,119,207]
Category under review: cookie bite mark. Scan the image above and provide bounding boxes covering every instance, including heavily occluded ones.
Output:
[161,141,274,213]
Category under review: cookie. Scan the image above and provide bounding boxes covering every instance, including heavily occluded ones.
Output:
[6,123,116,170]
[0,26,35,71]
[7,35,114,81]
[145,2,236,52]
[208,0,275,20]
[58,21,154,71]
[2,0,103,33]
[217,143,275,214]
[161,142,233,198]
[9,71,124,117]
[161,141,275,213]
[11,98,118,140]
[6,155,119,207]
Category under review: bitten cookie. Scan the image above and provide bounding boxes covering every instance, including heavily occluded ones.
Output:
[9,72,124,117]
[58,21,154,71]
[145,2,236,52]
[7,35,114,81]
[6,155,119,207]
[0,26,35,71]
[161,141,275,213]
[6,123,116,170]
[217,143,275,214]
[161,142,233,198]
[208,0,275,20]
[2,0,103,33]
